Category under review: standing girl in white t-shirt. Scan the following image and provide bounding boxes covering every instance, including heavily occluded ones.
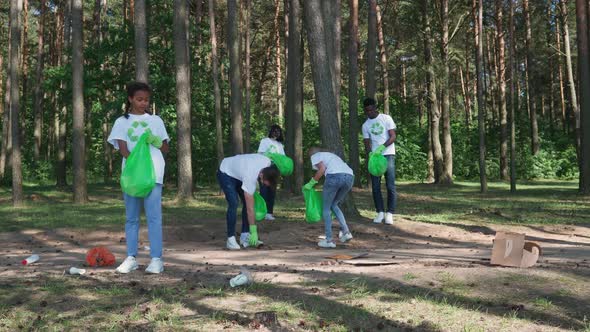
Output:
[257,125,285,220]
[303,147,354,248]
[107,82,170,274]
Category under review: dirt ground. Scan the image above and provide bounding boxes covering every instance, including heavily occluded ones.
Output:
[1,209,589,331]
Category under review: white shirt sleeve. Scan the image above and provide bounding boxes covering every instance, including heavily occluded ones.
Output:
[361,122,370,139]
[154,116,170,142]
[107,117,127,150]
[385,115,396,131]
[257,138,269,153]
[310,153,321,170]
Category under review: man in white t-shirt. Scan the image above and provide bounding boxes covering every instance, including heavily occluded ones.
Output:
[361,97,397,225]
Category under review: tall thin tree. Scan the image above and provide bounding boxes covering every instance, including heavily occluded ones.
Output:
[508,0,517,192]
[134,0,148,82]
[33,0,46,160]
[523,0,540,155]
[474,0,487,192]
[439,0,452,184]
[348,0,361,187]
[228,0,243,154]
[574,0,590,193]
[72,0,87,203]
[209,0,224,166]
[366,0,377,100]
[174,0,193,199]
[10,0,23,206]
[496,0,508,181]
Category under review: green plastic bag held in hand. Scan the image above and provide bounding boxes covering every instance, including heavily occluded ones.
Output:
[120,132,156,197]
[303,187,323,223]
[368,152,387,176]
[254,192,267,221]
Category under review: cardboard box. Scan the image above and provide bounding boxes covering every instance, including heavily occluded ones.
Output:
[490,231,541,268]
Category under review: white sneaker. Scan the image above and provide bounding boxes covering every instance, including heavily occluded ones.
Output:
[145,257,164,274]
[115,256,138,274]
[339,231,353,243]
[226,236,241,250]
[318,239,336,248]
[264,214,275,221]
[385,212,394,225]
[373,212,385,224]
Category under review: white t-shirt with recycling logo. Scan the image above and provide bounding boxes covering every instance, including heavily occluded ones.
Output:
[362,113,397,155]
[219,154,272,195]
[108,113,170,184]
[257,138,285,155]
[311,152,353,176]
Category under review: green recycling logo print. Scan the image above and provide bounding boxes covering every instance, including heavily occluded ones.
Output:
[126,121,149,142]
[266,145,278,153]
[370,122,384,136]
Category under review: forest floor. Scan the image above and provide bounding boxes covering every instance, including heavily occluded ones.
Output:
[0,181,589,331]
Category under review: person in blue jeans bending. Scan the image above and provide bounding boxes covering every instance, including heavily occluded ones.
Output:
[304,148,354,248]
[361,97,397,225]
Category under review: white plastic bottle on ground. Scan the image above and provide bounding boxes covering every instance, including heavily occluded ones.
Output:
[21,254,40,265]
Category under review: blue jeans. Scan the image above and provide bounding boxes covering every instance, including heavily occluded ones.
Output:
[322,173,353,242]
[370,155,396,214]
[217,170,250,238]
[123,184,163,258]
[259,182,275,214]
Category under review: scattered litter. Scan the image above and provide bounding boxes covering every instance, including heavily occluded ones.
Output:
[143,246,150,251]
[490,232,541,268]
[325,253,369,260]
[342,259,398,266]
[22,254,40,265]
[253,311,278,327]
[86,247,116,267]
[229,267,253,287]
[69,267,86,275]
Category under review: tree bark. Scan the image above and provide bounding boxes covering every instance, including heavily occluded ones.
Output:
[243,0,251,152]
[348,0,361,188]
[20,0,28,143]
[174,0,193,199]
[72,0,87,203]
[209,0,224,166]
[56,0,71,188]
[496,0,508,181]
[10,0,23,205]
[439,0,452,184]
[321,0,341,126]
[134,0,148,82]
[555,15,567,132]
[474,0,487,192]
[274,0,284,124]
[1,29,12,180]
[423,0,443,184]
[509,0,517,192]
[33,0,45,160]
[523,0,540,155]
[366,0,377,99]
[228,0,243,154]
[376,3,390,115]
[574,0,590,193]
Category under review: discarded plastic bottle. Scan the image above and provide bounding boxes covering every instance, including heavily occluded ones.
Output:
[21,254,40,265]
[69,267,86,275]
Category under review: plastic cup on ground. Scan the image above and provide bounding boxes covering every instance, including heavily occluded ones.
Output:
[229,268,253,287]
[21,254,40,265]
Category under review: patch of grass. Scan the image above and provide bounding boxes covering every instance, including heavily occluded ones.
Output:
[403,273,418,281]
[94,285,132,296]
[436,272,469,295]
[198,286,226,298]
[532,297,554,310]
[40,279,70,295]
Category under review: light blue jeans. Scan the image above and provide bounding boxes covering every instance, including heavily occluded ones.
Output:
[322,173,353,242]
[123,184,163,258]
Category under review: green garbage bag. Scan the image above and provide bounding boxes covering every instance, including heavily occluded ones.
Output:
[120,132,156,197]
[254,191,267,221]
[265,153,294,176]
[303,187,323,223]
[368,152,387,176]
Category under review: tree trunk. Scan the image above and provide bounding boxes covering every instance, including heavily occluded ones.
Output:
[474,0,487,192]
[523,0,540,155]
[423,0,443,184]
[574,0,590,193]
[209,0,224,166]
[321,0,341,126]
[509,0,517,192]
[366,0,377,99]
[56,0,71,188]
[562,0,581,179]
[439,0,452,184]
[285,0,304,193]
[496,0,508,181]
[10,0,24,206]
[376,3,389,115]
[228,0,243,154]
[33,0,45,160]
[134,0,148,82]
[274,0,284,124]
[72,0,87,203]
[243,0,251,152]
[303,0,357,215]
[174,0,193,199]
[555,15,567,132]
[1,31,11,180]
[20,0,28,144]
[348,0,361,188]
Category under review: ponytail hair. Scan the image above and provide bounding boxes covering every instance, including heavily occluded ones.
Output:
[124,81,152,119]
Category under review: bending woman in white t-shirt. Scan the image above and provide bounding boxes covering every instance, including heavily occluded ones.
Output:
[303,147,354,248]
[257,125,285,221]
[107,82,170,274]
[217,154,281,249]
